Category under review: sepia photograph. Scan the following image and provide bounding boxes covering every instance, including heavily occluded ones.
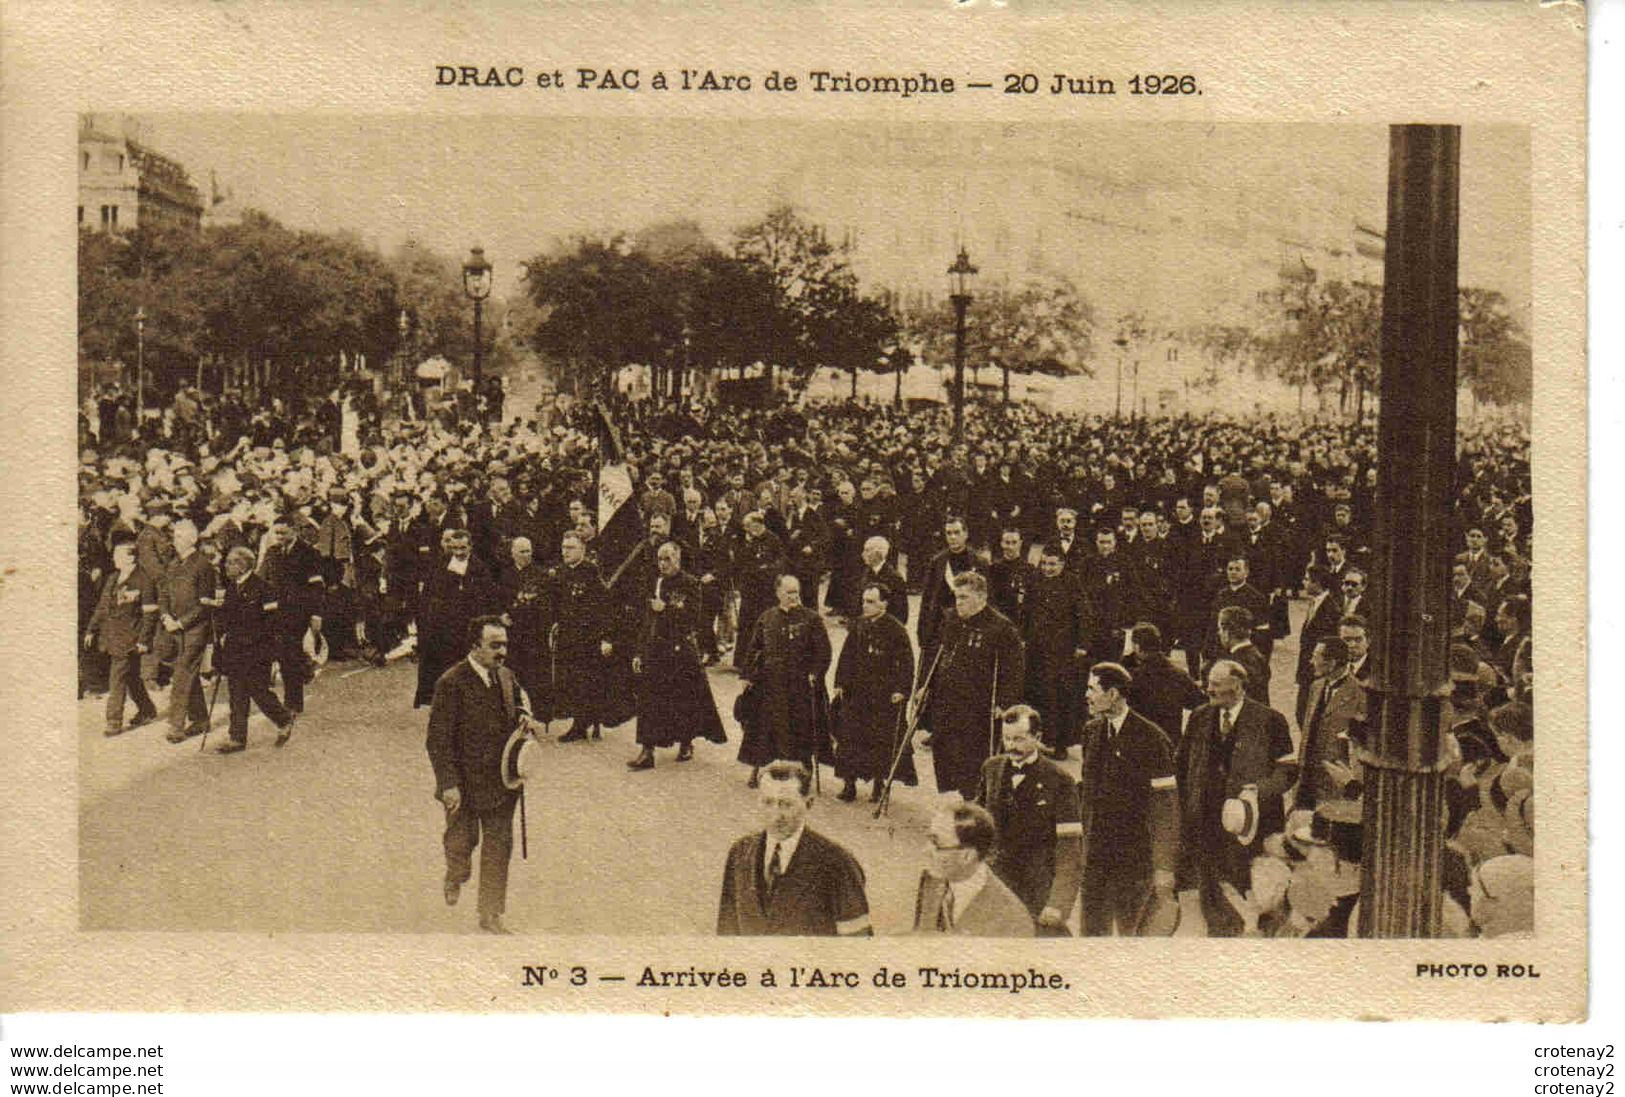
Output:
[72,113,1537,946]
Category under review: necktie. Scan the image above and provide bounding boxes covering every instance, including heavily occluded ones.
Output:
[939,887,956,931]
[1221,708,1233,739]
[766,842,783,897]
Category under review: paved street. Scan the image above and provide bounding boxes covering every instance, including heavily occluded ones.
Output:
[79,595,1306,936]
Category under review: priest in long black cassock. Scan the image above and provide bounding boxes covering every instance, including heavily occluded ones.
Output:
[920,570,1025,800]
[627,541,727,770]
[833,583,917,802]
[919,516,978,654]
[987,527,1037,629]
[1024,547,1091,756]
[733,512,788,667]
[738,574,833,780]
[414,529,500,708]
[548,530,622,740]
[498,535,548,705]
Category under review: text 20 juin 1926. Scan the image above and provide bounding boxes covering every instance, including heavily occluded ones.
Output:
[433,66,1202,98]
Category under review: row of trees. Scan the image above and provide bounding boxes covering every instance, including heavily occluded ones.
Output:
[78,213,515,401]
[79,201,1531,415]
[521,206,1100,400]
[1205,262,1533,415]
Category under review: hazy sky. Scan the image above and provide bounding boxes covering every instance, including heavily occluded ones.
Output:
[126,114,1530,328]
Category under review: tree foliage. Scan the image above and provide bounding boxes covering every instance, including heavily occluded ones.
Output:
[899,275,1096,382]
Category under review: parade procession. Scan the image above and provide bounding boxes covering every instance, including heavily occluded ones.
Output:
[75,115,1536,941]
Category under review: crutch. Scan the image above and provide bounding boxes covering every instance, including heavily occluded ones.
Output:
[987,650,1002,759]
[874,641,944,818]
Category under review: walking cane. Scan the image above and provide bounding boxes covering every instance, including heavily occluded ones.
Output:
[199,621,223,753]
[547,622,559,736]
[199,670,224,753]
[519,785,528,861]
[874,641,944,819]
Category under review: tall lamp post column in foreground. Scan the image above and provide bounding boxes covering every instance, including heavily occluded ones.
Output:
[947,247,977,444]
[1358,123,1460,938]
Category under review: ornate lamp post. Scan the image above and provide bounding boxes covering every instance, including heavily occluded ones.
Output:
[947,247,977,443]
[462,245,493,414]
[134,306,146,423]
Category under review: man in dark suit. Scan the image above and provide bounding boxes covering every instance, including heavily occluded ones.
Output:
[258,515,327,714]
[213,545,297,752]
[1295,565,1344,727]
[781,484,830,612]
[158,518,218,743]
[83,533,158,736]
[1174,659,1297,937]
[1218,606,1271,704]
[426,615,539,934]
[913,802,1035,937]
[1077,662,1180,936]
[1044,506,1084,576]
[852,535,909,627]
[1205,555,1273,672]
[973,705,1083,933]
[1293,636,1366,810]
[1123,622,1205,744]
[717,761,872,936]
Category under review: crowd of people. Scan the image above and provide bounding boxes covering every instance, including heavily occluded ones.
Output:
[77,375,1535,937]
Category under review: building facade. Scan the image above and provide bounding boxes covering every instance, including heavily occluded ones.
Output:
[78,114,203,235]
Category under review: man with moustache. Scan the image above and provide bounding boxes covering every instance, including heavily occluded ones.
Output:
[972,705,1083,934]
[426,615,543,934]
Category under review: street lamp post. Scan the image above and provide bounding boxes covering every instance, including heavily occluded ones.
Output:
[462,245,493,419]
[134,306,146,426]
[947,247,977,444]
[1113,331,1128,420]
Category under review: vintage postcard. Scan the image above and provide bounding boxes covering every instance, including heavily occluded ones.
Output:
[0,0,1586,1021]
